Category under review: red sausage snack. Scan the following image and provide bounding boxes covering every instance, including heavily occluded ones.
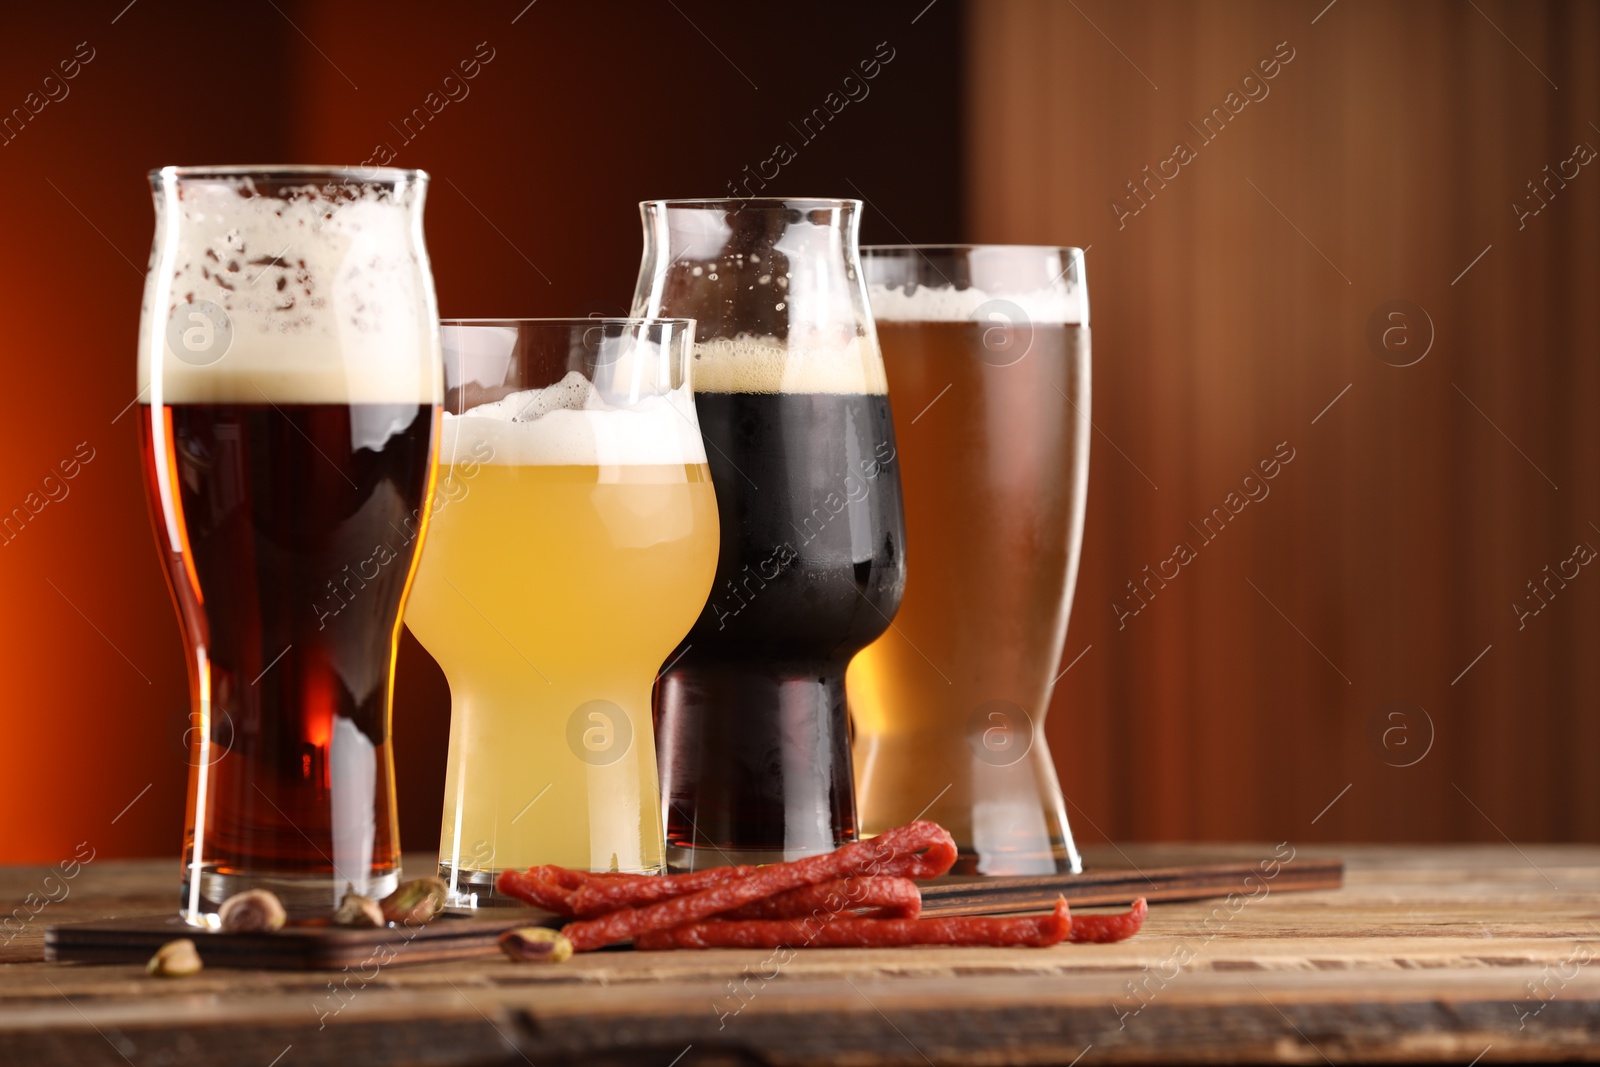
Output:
[722,876,922,921]
[1067,898,1147,943]
[497,865,752,917]
[567,866,755,917]
[561,822,957,950]
[495,865,588,917]
[494,822,1145,955]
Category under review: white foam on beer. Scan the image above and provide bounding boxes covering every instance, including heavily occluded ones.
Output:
[690,336,888,395]
[137,176,440,405]
[439,372,707,468]
[867,283,1086,326]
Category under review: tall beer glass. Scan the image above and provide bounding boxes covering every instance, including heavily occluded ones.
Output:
[405,320,718,905]
[634,198,906,870]
[847,245,1088,875]
[138,166,441,921]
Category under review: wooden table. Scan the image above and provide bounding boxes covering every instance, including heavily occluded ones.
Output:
[3,844,1597,1065]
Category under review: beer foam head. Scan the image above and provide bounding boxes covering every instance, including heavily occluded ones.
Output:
[690,336,888,395]
[867,283,1086,326]
[439,371,707,467]
[137,169,441,405]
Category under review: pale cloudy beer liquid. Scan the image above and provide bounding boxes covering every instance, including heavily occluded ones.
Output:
[405,376,717,889]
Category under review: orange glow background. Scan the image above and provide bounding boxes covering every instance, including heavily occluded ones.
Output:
[0,0,960,862]
[0,0,1595,863]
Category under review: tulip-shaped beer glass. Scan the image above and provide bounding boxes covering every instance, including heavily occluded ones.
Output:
[138,167,441,921]
[405,319,719,904]
[634,198,907,870]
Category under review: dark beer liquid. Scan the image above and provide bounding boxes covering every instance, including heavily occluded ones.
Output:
[140,402,433,885]
[655,391,905,863]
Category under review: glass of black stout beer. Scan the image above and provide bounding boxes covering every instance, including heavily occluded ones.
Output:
[138,167,441,922]
[634,198,907,870]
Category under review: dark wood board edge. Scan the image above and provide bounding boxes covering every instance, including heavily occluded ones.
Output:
[919,858,1345,915]
[44,914,531,970]
[922,857,1344,893]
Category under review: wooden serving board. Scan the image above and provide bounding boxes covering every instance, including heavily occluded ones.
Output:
[921,855,1342,915]
[44,853,1338,970]
[44,912,563,971]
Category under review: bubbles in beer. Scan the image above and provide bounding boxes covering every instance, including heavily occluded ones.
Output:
[440,371,707,468]
[164,300,234,367]
[459,373,592,422]
[867,282,1086,326]
[138,173,439,405]
[972,298,1034,367]
[690,336,888,396]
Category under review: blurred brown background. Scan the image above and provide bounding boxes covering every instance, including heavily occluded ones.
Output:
[0,0,1594,862]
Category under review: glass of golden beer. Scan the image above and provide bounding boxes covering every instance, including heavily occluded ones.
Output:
[405,319,718,906]
[846,245,1089,875]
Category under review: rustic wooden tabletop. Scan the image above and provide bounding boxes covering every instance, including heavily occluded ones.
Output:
[2,843,1597,1065]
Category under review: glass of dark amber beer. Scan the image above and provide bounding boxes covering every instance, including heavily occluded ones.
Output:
[137,166,441,922]
[847,245,1089,875]
[634,198,907,870]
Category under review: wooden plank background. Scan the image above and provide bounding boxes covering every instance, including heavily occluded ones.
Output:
[966,0,1600,846]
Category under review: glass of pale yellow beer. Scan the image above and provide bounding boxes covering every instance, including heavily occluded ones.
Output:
[847,246,1089,876]
[405,319,718,906]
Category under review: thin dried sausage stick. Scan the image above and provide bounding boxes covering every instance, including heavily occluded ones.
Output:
[561,821,957,950]
[497,865,748,916]
[635,897,1071,950]
[1067,898,1147,943]
[580,868,743,887]
[721,876,921,921]
[495,865,589,916]
[864,831,959,881]
[567,866,755,917]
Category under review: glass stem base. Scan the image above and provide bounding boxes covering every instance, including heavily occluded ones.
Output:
[179,866,399,925]
[656,660,857,859]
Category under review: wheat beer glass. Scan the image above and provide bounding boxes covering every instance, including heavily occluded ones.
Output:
[634,198,906,870]
[138,166,441,921]
[847,245,1089,875]
[405,320,718,905]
